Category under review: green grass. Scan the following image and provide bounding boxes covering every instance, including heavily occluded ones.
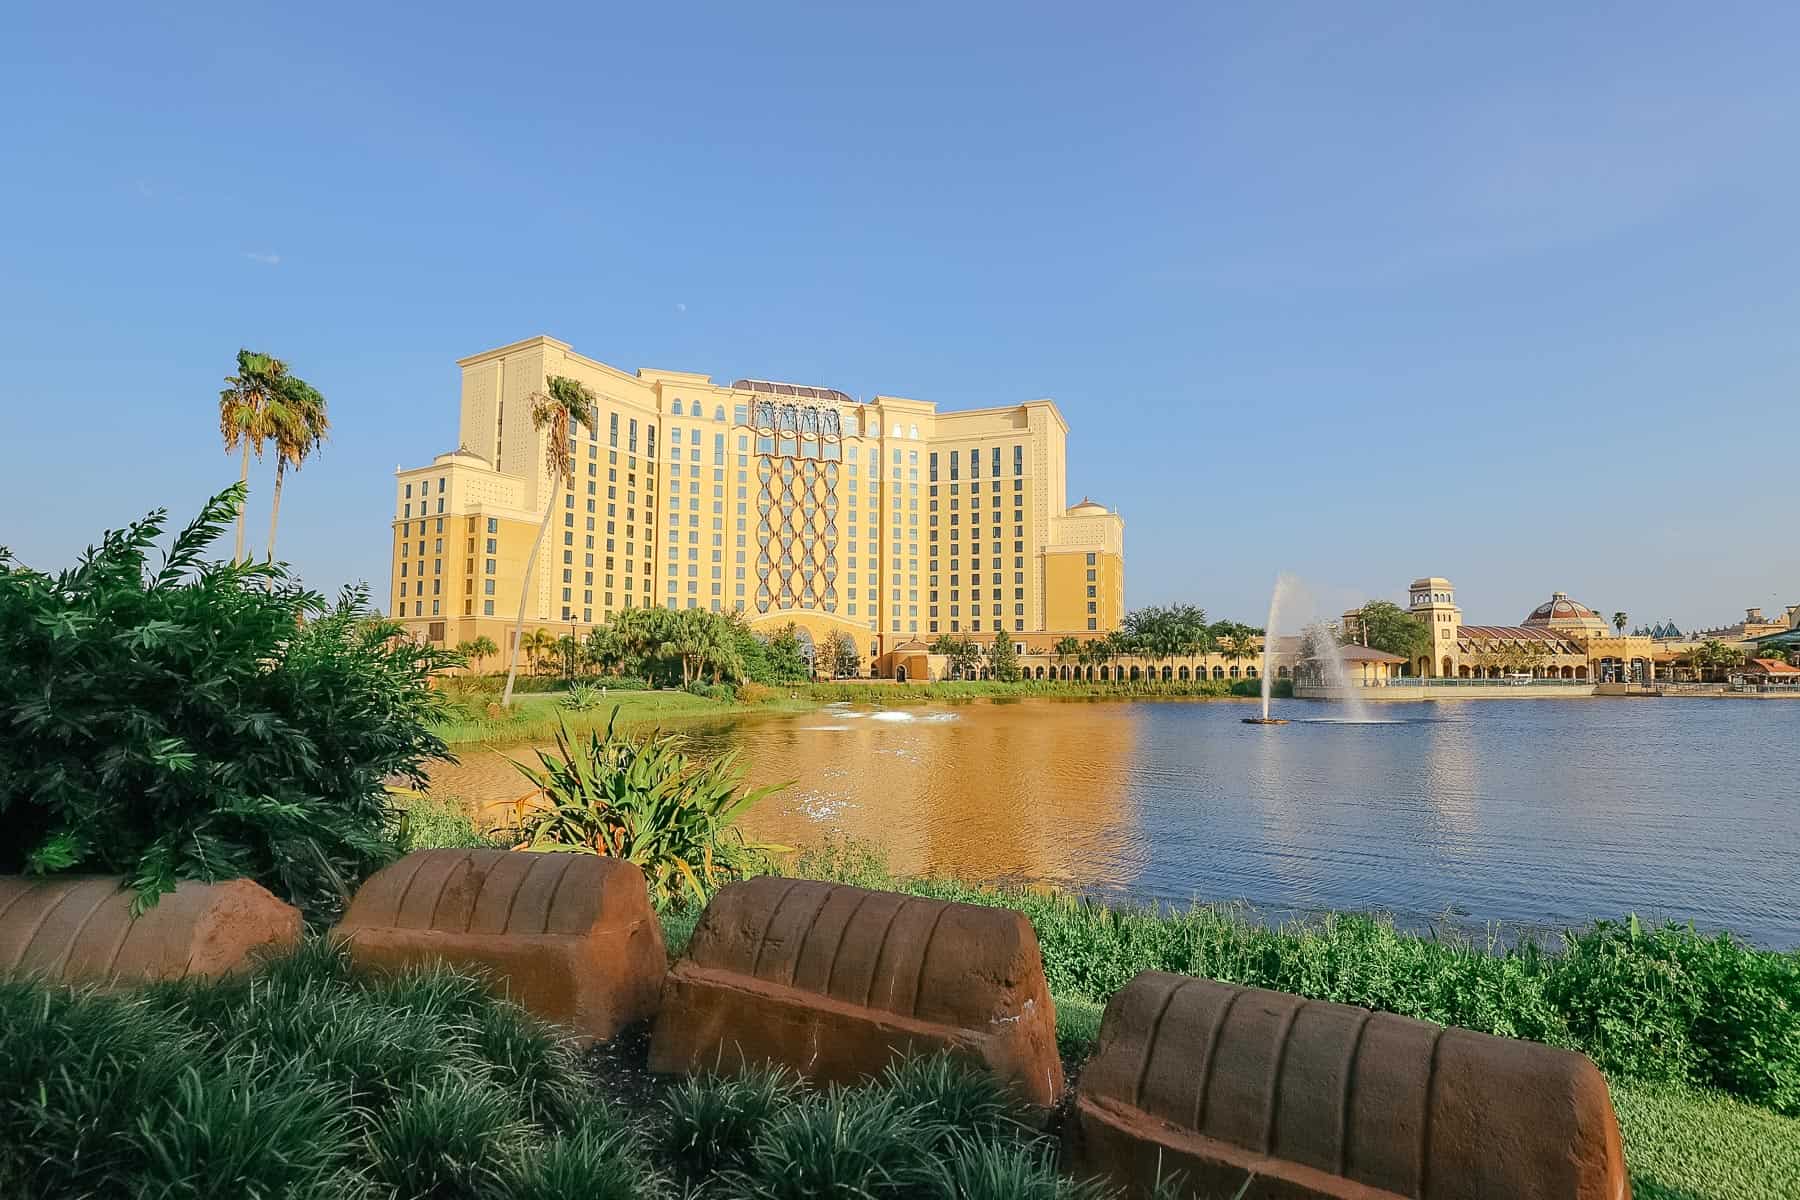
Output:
[432,688,812,746]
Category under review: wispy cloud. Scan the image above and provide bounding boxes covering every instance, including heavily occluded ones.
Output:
[674,301,687,314]
[244,251,281,266]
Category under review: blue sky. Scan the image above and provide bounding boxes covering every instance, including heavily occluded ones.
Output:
[2,2,1794,631]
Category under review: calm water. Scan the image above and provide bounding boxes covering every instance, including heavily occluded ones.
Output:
[427,697,1800,948]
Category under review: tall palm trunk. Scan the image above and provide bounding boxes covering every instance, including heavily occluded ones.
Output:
[502,496,557,708]
[266,459,287,561]
[234,442,252,562]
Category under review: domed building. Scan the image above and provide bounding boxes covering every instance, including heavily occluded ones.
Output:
[1388,578,1657,683]
[1521,592,1611,636]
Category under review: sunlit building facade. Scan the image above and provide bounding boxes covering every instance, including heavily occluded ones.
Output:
[389,336,1124,667]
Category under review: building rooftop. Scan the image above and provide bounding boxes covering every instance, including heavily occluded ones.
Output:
[729,379,855,405]
[1521,591,1610,631]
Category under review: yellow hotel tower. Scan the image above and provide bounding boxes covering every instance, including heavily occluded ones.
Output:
[390,336,1123,669]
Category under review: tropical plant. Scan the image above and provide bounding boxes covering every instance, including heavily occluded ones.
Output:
[1613,611,1629,635]
[522,628,555,676]
[552,633,580,681]
[508,712,789,906]
[218,349,287,563]
[262,368,329,562]
[465,634,497,673]
[1052,635,1082,667]
[503,376,597,708]
[559,683,607,711]
[987,630,1021,682]
[0,486,453,919]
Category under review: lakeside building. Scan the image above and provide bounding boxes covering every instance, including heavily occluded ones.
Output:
[1344,577,1659,683]
[389,336,1124,672]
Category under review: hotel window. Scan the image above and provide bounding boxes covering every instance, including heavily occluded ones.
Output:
[1087,617,1097,630]
[672,399,684,415]
[1013,445,1022,475]
[991,446,1000,476]
[628,419,638,452]
[404,484,412,498]
[609,413,619,447]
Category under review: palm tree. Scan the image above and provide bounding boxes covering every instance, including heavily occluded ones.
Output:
[458,634,497,674]
[524,628,555,675]
[263,372,328,562]
[502,376,597,708]
[1612,611,1628,635]
[218,350,287,562]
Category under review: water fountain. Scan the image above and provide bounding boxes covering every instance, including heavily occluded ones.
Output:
[1243,573,1295,724]
[1243,573,1373,724]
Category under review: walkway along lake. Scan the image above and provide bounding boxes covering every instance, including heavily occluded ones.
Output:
[424,696,1800,949]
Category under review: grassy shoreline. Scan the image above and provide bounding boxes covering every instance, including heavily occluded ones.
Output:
[432,678,1281,747]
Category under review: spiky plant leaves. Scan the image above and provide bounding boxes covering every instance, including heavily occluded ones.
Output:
[879,1054,1028,1150]
[366,1075,528,1200]
[659,1063,804,1181]
[733,1085,940,1200]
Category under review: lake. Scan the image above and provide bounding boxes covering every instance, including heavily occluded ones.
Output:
[425,697,1800,949]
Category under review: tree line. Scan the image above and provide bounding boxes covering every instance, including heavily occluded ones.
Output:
[456,607,860,689]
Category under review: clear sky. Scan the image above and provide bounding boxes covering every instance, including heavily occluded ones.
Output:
[2,2,1794,632]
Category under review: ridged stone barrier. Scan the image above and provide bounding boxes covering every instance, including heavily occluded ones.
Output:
[1069,971,1630,1200]
[648,877,1064,1106]
[334,849,664,1042]
[0,876,301,985]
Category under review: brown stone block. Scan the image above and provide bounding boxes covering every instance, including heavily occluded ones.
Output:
[0,875,301,985]
[1068,971,1629,1200]
[648,877,1064,1106]
[334,849,664,1043]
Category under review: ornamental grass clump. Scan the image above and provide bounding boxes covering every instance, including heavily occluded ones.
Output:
[508,710,790,907]
[0,485,454,921]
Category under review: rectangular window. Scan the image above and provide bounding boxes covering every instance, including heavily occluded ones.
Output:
[1013,444,1022,475]
[609,413,619,447]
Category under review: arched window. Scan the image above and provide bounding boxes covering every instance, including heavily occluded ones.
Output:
[1178,666,1190,681]
[1247,666,1257,678]
[1213,666,1224,679]
[1129,666,1141,681]
[1161,666,1172,681]
[713,405,725,421]
[671,399,683,415]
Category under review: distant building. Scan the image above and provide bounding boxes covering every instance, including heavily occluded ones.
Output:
[1367,577,1658,682]
[389,336,1124,673]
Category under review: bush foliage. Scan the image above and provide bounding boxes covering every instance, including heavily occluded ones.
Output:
[508,712,789,907]
[0,946,1096,1200]
[0,486,452,918]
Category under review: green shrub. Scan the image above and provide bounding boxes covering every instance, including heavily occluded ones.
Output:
[504,1118,653,1200]
[393,791,499,851]
[878,1055,1024,1150]
[683,679,736,701]
[735,1087,934,1199]
[660,1064,803,1180]
[366,1076,527,1199]
[895,879,1800,1116]
[920,1138,1111,1200]
[561,683,608,711]
[509,711,789,907]
[0,486,453,920]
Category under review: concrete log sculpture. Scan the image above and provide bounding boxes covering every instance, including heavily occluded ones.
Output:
[334,849,664,1042]
[649,877,1064,1107]
[1069,971,1629,1200]
[0,875,301,985]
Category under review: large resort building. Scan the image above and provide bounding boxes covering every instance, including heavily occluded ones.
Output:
[1360,577,1659,683]
[390,336,1125,671]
